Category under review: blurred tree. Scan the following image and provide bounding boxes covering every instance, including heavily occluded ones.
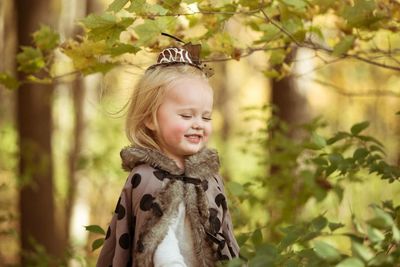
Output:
[14,0,63,264]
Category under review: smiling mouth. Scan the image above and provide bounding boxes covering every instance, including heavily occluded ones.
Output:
[184,134,203,143]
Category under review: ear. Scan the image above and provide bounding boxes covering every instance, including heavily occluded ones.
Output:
[144,116,156,131]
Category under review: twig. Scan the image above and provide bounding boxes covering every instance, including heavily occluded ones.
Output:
[313,78,400,98]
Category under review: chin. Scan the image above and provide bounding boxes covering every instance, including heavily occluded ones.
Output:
[182,145,204,155]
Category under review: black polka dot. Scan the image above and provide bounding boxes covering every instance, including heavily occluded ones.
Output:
[140,194,155,211]
[152,202,163,217]
[119,233,130,249]
[218,239,226,250]
[215,194,227,210]
[131,173,141,188]
[219,254,229,260]
[209,208,221,234]
[153,170,167,181]
[228,245,236,257]
[105,226,111,240]
[137,239,144,252]
[117,204,126,220]
[114,197,121,213]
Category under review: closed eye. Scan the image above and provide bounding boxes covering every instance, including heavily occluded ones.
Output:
[180,114,192,119]
[202,117,212,121]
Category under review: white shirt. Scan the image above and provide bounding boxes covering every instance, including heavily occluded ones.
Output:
[154,202,196,267]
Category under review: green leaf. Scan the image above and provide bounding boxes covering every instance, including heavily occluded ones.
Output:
[314,241,341,262]
[251,228,263,245]
[227,258,245,267]
[350,121,369,135]
[311,215,328,232]
[236,233,250,246]
[84,224,106,235]
[258,24,281,43]
[341,0,379,28]
[327,131,350,145]
[17,47,46,73]
[329,222,345,232]
[367,205,394,229]
[270,49,286,66]
[312,133,327,149]
[263,69,280,78]
[335,257,365,267]
[0,73,20,90]
[280,0,308,9]
[92,238,104,251]
[126,0,168,15]
[134,17,175,46]
[367,226,385,243]
[332,35,355,57]
[227,181,245,197]
[81,13,134,44]
[353,148,368,162]
[107,0,129,12]
[106,43,141,56]
[161,0,181,9]
[32,25,60,52]
[392,224,400,243]
[351,242,374,262]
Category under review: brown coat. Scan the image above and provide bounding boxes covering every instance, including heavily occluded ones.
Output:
[96,146,239,267]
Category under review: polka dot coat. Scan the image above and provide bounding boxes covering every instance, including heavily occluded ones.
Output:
[96,146,239,267]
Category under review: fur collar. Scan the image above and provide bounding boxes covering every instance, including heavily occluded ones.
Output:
[120,146,220,178]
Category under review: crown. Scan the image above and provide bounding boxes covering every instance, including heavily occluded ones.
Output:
[146,34,214,77]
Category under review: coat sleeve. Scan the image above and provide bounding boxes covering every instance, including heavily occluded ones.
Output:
[96,173,135,267]
[215,174,240,259]
[96,164,165,267]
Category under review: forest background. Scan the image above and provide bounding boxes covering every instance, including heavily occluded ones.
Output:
[1,0,400,266]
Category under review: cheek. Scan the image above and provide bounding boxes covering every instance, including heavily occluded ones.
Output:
[204,124,212,139]
[162,121,188,140]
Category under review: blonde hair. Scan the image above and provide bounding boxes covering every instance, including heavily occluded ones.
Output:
[126,64,208,150]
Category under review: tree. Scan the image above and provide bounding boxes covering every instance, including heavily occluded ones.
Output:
[14,0,63,264]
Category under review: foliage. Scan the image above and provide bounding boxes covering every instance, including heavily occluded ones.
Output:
[224,201,400,267]
[235,107,399,239]
[2,0,400,89]
[221,110,400,266]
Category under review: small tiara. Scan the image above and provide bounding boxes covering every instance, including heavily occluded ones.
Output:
[147,37,214,77]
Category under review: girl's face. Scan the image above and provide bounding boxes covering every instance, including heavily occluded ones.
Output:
[148,76,213,168]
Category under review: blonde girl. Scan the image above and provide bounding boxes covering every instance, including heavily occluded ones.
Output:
[97,46,239,267]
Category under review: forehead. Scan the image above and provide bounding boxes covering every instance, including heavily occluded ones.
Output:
[164,76,213,106]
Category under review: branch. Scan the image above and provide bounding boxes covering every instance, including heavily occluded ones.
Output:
[258,9,400,72]
[312,78,400,98]
[260,9,302,47]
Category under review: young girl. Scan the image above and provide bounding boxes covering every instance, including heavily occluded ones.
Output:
[97,46,239,267]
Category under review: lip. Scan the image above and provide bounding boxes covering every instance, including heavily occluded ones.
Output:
[184,134,202,144]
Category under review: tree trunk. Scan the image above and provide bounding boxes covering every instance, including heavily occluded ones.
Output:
[271,48,309,135]
[267,48,310,240]
[15,0,62,264]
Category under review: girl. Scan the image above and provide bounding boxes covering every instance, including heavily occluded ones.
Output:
[97,46,239,267]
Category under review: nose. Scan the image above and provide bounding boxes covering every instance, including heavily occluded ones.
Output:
[191,118,203,130]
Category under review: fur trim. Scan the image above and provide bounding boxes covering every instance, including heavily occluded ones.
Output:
[135,180,184,266]
[120,146,220,177]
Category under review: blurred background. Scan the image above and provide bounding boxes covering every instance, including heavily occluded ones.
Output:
[1,0,400,266]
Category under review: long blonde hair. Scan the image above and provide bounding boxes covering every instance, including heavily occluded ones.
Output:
[126,64,208,150]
